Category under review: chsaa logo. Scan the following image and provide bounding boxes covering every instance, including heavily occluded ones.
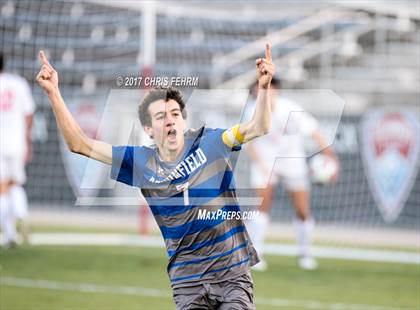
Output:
[361,110,419,222]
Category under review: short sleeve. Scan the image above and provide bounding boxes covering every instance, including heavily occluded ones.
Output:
[111,146,148,187]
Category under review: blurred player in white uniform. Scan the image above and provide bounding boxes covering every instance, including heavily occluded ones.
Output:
[245,78,339,270]
[0,53,35,247]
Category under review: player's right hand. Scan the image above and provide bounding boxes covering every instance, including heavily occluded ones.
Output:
[36,50,59,95]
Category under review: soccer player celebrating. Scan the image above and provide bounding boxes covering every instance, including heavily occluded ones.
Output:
[37,44,275,309]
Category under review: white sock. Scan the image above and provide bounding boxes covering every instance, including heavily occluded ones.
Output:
[247,211,269,256]
[0,194,17,244]
[9,185,28,220]
[294,217,315,257]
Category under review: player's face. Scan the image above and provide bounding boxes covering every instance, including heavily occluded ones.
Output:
[147,99,186,153]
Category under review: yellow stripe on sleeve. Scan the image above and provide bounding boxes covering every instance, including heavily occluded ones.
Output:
[222,124,244,148]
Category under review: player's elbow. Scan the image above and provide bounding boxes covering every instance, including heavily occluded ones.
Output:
[68,141,83,154]
[68,136,91,156]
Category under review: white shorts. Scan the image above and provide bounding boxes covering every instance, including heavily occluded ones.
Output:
[0,154,26,184]
[250,157,310,191]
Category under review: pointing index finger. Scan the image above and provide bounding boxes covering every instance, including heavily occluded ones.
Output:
[39,50,51,67]
[265,43,272,62]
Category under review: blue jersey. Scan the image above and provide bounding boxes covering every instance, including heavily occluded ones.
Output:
[111,127,259,287]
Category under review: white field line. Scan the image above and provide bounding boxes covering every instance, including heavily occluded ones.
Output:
[263,244,420,265]
[16,233,420,265]
[0,277,407,310]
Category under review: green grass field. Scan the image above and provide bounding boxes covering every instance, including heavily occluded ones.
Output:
[0,245,418,310]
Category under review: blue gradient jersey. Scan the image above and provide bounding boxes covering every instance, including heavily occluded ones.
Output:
[111,126,259,288]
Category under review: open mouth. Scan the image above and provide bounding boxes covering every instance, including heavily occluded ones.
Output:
[167,129,177,142]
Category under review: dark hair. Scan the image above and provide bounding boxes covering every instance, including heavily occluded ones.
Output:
[0,53,4,72]
[138,86,186,126]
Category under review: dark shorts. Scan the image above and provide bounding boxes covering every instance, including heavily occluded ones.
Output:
[172,272,255,310]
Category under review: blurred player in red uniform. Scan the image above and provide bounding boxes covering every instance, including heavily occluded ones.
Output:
[245,78,339,270]
[0,53,34,247]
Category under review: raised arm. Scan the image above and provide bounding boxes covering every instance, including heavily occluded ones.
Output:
[239,43,275,143]
[36,51,112,165]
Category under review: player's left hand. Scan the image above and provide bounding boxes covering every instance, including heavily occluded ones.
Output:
[256,43,275,88]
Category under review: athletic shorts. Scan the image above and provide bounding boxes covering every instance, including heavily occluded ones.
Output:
[250,157,310,191]
[0,154,25,184]
[172,272,255,310]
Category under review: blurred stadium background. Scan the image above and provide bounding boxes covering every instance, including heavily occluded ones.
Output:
[1,1,419,309]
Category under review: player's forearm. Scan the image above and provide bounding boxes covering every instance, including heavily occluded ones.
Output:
[37,51,112,164]
[322,146,337,159]
[312,131,337,160]
[47,89,90,154]
[47,90,112,164]
[240,43,274,143]
[253,85,271,133]
[242,85,271,142]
